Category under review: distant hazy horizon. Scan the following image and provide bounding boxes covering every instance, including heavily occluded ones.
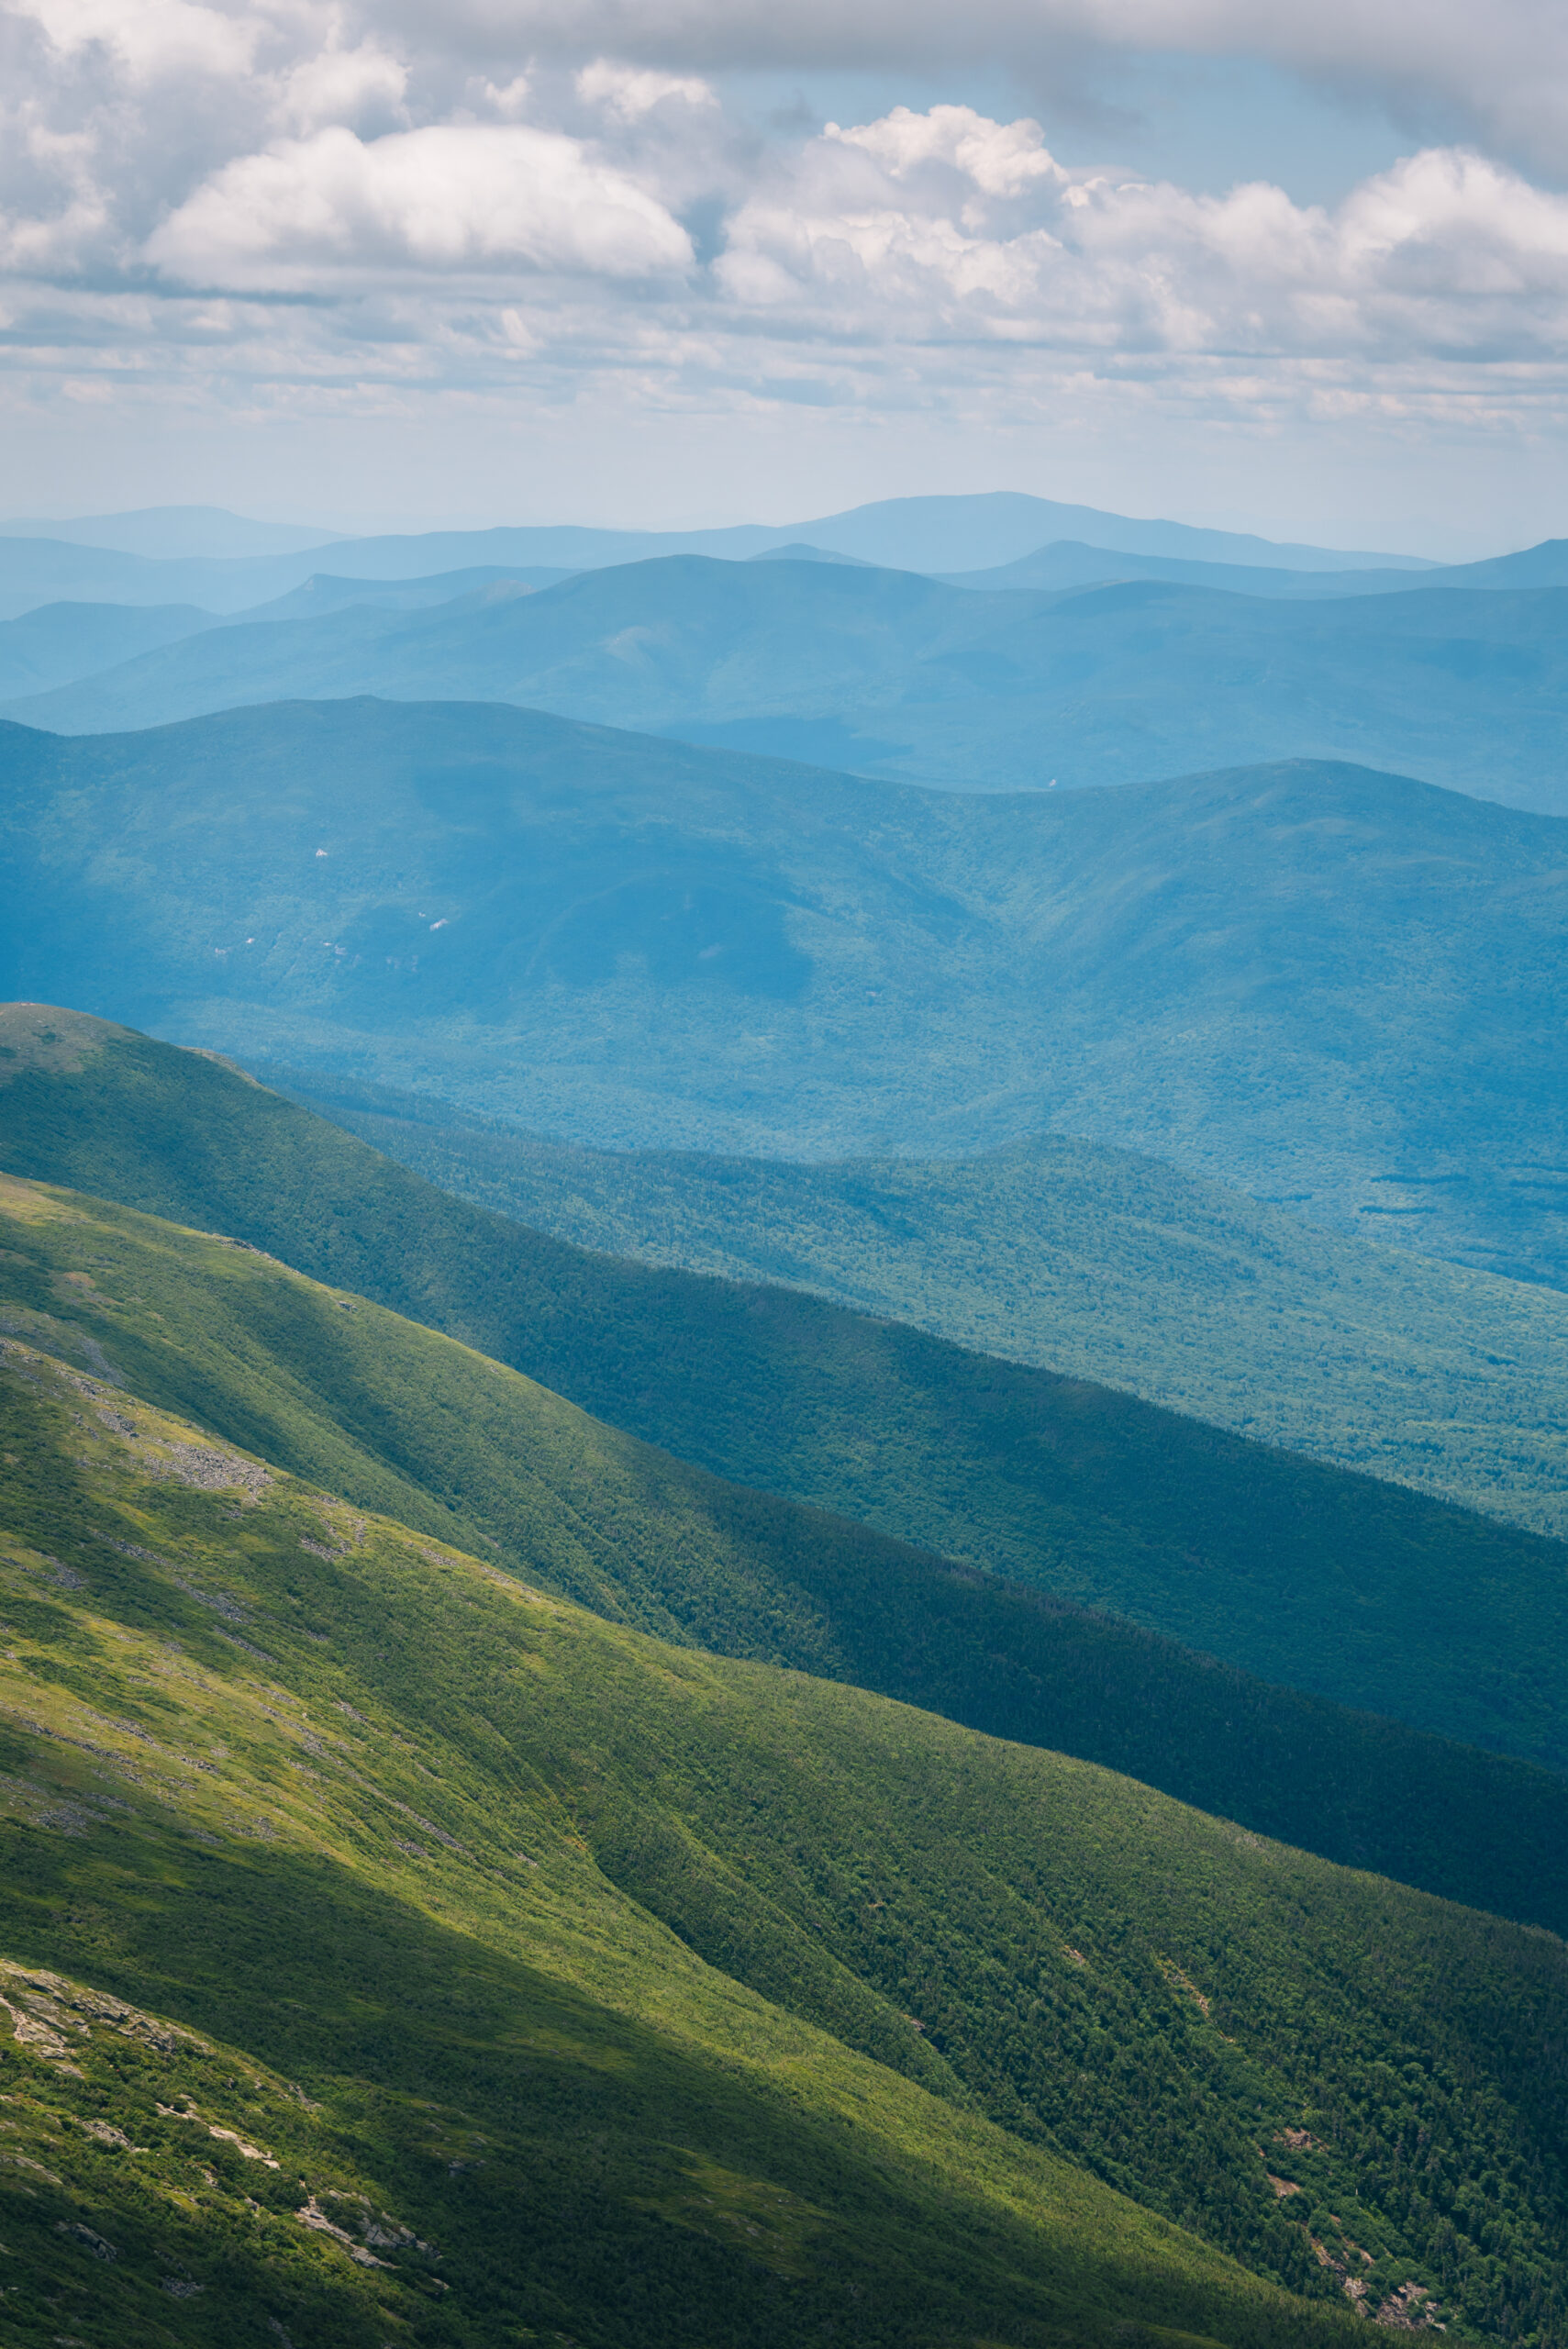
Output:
[0,493,1448,567]
[6,2,1568,558]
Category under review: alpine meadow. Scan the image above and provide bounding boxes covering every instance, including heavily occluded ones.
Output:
[6,9,1568,2343]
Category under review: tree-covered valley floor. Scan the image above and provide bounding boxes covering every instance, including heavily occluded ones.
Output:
[1,1314,1564,2349]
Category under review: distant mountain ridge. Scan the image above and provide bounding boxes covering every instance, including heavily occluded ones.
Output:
[13,552,1568,816]
[2,705,1563,1286]
[0,501,342,559]
[947,534,1568,598]
[0,489,1431,618]
[0,596,213,697]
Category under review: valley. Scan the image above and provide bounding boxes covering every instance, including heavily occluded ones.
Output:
[5,1016,1568,1921]
[282,1072,1568,1540]
[2,705,1564,1283]
[2,486,1566,2349]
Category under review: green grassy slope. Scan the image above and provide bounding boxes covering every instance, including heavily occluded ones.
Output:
[283,1073,1568,1542]
[3,1337,1564,2344]
[5,1009,1568,1792]
[4,703,1568,1287]
[0,1341,1361,2349]
[2,1161,1565,1942]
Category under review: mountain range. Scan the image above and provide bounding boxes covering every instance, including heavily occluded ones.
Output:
[0,491,1431,621]
[2,701,1564,1288]
[11,556,1568,816]
[4,486,1568,2349]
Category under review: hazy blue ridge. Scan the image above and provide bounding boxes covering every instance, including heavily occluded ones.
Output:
[0,597,217,696]
[0,502,345,558]
[242,565,577,620]
[945,533,1568,597]
[1,702,1563,1286]
[11,554,1568,817]
[0,491,1429,621]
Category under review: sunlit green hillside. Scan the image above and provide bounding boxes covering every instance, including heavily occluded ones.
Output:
[5,1008,1568,1792]
[2,1327,1564,2344]
[2,1160,1564,1935]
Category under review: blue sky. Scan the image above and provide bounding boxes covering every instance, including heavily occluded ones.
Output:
[5,0,1568,557]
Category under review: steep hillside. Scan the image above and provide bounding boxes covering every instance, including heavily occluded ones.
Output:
[0,1339,1369,2349]
[6,1022,1568,1887]
[287,1074,1568,1541]
[1,1330,1563,2344]
[2,707,1565,1285]
[10,557,1568,817]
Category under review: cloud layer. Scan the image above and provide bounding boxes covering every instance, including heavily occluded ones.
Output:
[378,0,1568,168]
[5,0,1568,518]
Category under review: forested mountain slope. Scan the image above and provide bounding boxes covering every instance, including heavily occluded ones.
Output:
[287,1073,1568,1541]
[3,708,1565,1284]
[9,556,1568,817]
[6,1014,1568,1839]
[2,1327,1564,2344]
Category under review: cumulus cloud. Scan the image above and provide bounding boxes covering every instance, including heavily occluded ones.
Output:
[574,59,717,123]
[16,0,260,83]
[715,109,1568,362]
[277,40,410,137]
[3,0,1568,476]
[146,123,695,283]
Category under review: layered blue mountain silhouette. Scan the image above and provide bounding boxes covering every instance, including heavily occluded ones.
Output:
[10,552,1568,814]
[3,697,1564,1284]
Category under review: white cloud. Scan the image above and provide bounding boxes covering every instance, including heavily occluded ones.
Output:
[575,59,717,123]
[278,40,409,136]
[715,112,1568,362]
[146,122,696,283]
[832,106,1069,204]
[16,0,260,83]
[4,0,1568,538]
[368,0,1568,168]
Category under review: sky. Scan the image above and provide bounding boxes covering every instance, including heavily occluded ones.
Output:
[6,0,1568,555]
